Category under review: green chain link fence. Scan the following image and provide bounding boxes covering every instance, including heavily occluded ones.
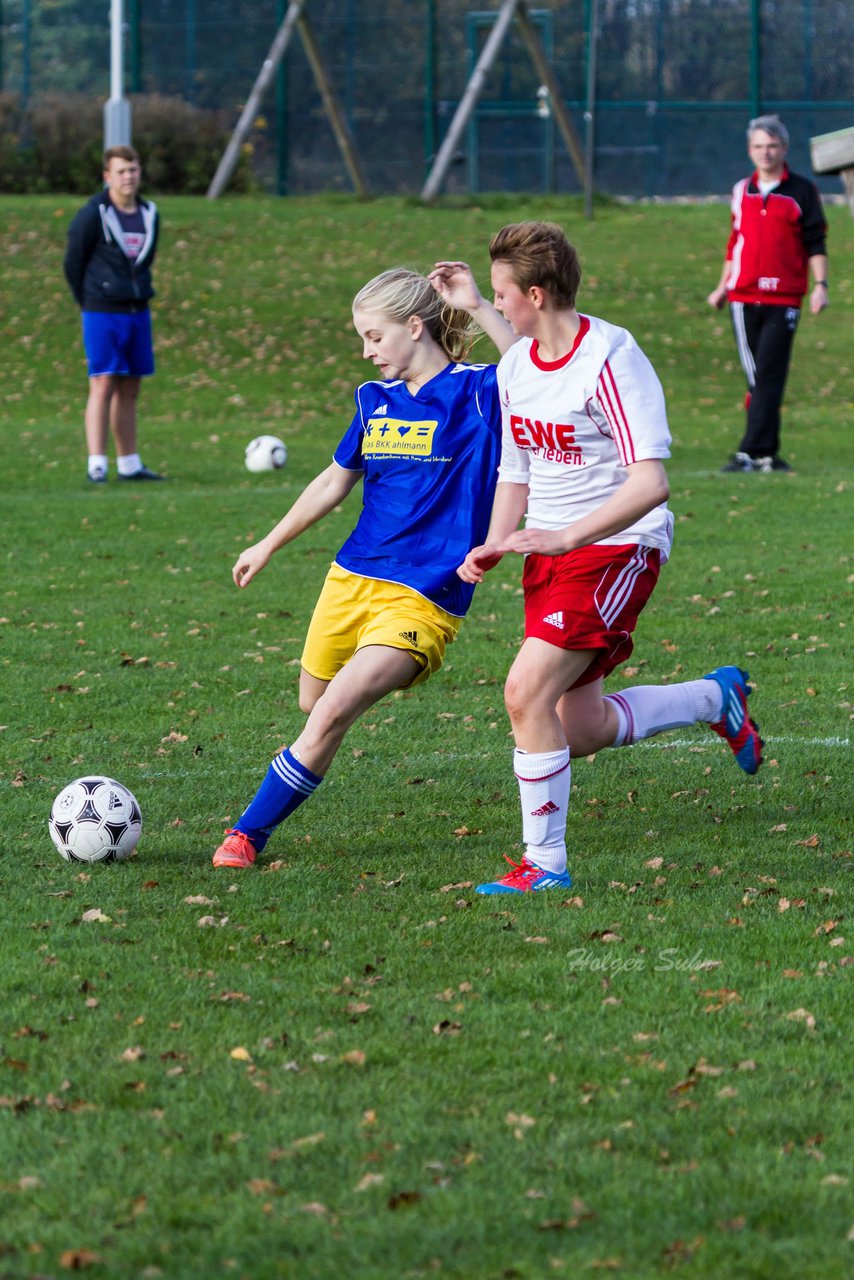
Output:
[2,0,852,196]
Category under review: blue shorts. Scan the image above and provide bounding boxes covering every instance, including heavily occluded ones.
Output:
[82,310,155,377]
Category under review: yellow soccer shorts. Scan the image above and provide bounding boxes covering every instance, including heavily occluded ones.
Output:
[301,564,461,688]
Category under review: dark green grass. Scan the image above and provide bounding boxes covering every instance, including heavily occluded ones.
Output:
[1,195,852,1278]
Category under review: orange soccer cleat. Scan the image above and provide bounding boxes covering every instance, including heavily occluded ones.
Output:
[212,829,257,869]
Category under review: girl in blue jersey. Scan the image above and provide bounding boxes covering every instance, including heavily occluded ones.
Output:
[213,265,514,868]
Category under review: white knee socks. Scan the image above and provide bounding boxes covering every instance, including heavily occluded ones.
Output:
[606,680,724,748]
[514,747,571,873]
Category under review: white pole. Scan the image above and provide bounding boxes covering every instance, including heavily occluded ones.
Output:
[104,0,132,149]
[584,0,600,219]
[421,0,521,203]
[111,0,123,99]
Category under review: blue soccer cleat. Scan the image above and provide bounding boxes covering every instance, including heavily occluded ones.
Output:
[703,666,764,774]
[476,855,572,895]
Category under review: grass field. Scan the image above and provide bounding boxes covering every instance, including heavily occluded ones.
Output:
[1,193,852,1280]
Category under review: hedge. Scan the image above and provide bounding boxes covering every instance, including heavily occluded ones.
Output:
[0,92,254,194]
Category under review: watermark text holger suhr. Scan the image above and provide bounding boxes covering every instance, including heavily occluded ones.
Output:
[567,947,717,976]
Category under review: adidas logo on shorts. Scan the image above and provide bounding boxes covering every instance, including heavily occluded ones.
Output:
[543,611,564,628]
[399,630,419,645]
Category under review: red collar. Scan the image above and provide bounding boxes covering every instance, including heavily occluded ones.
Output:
[531,316,591,370]
[750,163,789,190]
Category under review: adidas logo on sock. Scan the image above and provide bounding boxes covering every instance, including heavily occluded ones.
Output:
[531,800,560,816]
[543,611,564,628]
[399,630,419,645]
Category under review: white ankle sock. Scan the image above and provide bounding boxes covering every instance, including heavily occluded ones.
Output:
[88,454,108,477]
[514,747,571,873]
[606,680,724,747]
[117,453,142,477]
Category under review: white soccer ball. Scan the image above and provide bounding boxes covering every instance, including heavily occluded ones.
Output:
[245,435,288,472]
[49,776,142,863]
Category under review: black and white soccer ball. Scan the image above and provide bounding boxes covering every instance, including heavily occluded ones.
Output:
[245,434,288,472]
[48,776,142,863]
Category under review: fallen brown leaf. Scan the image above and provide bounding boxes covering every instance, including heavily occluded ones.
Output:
[387,1189,422,1210]
[785,1008,816,1030]
[80,908,111,924]
[59,1249,102,1270]
[355,1172,385,1192]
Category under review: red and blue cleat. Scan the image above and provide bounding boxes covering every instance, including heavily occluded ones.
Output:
[476,855,572,895]
[703,666,764,774]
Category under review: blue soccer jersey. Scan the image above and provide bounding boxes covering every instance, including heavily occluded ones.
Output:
[333,362,501,617]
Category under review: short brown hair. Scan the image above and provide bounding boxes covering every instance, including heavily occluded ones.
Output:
[489,221,582,309]
[103,144,140,168]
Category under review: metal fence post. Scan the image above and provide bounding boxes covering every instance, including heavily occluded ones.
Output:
[276,0,289,194]
[424,0,437,177]
[104,0,132,148]
[749,0,761,118]
[128,0,141,92]
[185,0,196,103]
[21,0,31,106]
[583,0,599,219]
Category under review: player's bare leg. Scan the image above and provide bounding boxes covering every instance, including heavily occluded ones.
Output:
[213,645,420,868]
[297,669,330,715]
[290,645,420,777]
[107,376,162,480]
[505,639,596,753]
[109,375,141,458]
[84,374,115,481]
[556,677,618,756]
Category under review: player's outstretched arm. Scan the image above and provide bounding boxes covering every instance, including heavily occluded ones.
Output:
[458,481,529,583]
[232,462,360,588]
[500,459,669,558]
[428,261,517,355]
[457,544,504,584]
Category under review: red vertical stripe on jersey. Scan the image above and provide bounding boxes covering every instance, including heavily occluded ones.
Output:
[597,360,636,463]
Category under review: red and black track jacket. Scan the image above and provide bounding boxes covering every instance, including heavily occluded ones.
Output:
[723,166,827,307]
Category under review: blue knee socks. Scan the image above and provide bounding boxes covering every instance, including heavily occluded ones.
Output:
[233,747,323,852]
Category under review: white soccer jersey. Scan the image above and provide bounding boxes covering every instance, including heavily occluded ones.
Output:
[497,315,674,559]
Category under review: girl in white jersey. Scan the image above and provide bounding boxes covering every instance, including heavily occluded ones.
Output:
[458,222,764,894]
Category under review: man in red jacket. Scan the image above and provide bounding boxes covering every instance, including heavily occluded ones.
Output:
[708,115,828,473]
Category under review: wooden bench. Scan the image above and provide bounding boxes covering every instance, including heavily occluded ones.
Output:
[810,126,854,217]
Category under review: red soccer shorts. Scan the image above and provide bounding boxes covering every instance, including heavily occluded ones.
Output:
[522,542,661,688]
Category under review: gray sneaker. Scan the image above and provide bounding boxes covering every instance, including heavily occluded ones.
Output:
[720,452,757,473]
[756,456,793,473]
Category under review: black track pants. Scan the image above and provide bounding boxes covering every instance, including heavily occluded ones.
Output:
[730,301,800,458]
